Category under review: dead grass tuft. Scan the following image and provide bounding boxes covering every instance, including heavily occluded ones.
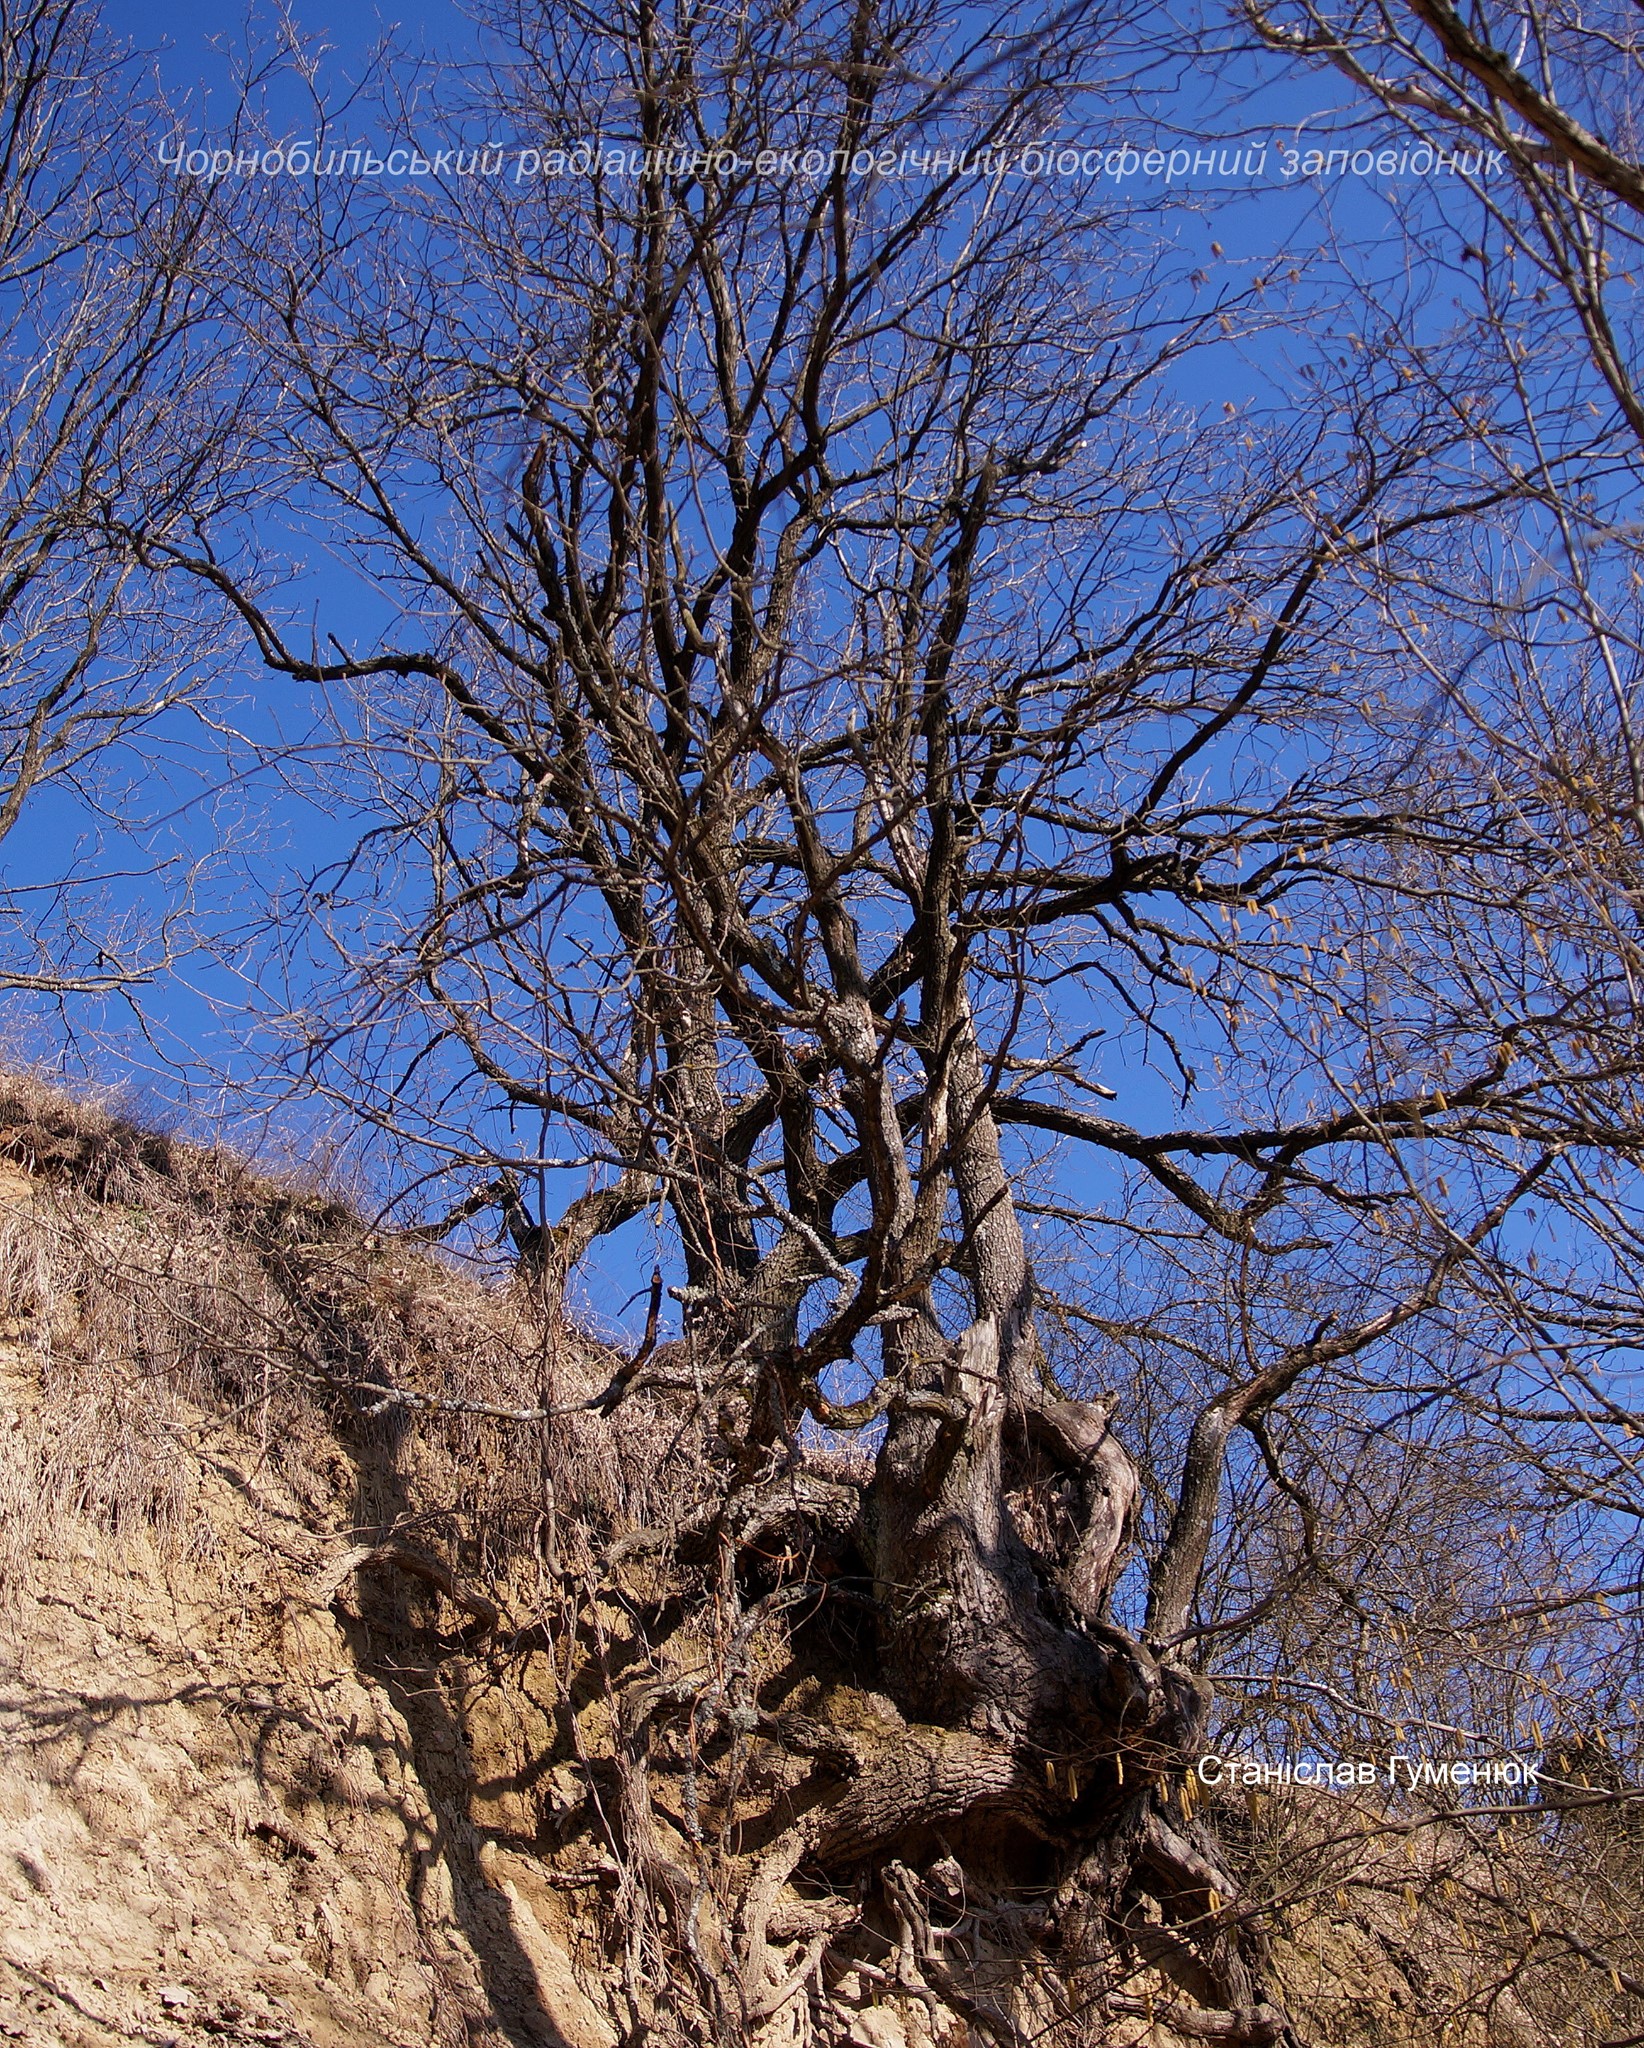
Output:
[0,1073,670,1592]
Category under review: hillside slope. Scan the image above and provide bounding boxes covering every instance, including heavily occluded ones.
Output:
[0,1081,623,2048]
[0,1080,1627,2048]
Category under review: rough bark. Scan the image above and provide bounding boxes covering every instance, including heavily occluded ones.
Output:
[869,1314,1204,1810]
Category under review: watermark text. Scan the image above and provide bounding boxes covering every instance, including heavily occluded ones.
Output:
[155,133,1509,192]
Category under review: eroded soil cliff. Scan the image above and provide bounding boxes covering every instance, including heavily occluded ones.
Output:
[0,1082,1623,2048]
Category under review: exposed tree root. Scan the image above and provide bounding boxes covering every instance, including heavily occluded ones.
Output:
[571,1383,1293,2048]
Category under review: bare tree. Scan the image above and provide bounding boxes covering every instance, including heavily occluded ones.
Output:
[1217,3,1644,2014]
[0,0,234,1000]
[149,0,1644,2037]
[1237,0,1644,955]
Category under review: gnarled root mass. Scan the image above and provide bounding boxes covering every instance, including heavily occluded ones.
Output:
[586,1315,1288,2047]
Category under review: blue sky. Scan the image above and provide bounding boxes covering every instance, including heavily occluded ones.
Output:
[9,0,1512,1331]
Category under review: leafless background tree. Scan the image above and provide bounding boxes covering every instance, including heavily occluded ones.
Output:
[1211,4,1644,2025]
[0,0,236,1004]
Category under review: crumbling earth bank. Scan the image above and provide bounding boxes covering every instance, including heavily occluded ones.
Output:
[0,1364,616,2048]
[0,1085,1551,2047]
[0,1089,997,2048]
